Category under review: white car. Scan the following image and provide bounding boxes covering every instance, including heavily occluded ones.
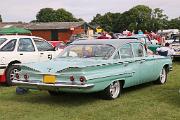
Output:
[0,35,60,85]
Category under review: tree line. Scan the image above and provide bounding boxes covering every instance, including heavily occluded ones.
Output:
[0,5,180,33]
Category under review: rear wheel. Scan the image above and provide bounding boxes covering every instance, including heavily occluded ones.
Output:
[101,81,122,100]
[5,65,20,86]
[154,67,167,84]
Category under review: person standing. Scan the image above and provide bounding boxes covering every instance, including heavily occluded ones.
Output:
[156,42,175,56]
[138,30,143,34]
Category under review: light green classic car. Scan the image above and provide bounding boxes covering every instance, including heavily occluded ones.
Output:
[12,39,172,100]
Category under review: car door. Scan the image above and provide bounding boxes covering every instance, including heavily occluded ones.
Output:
[33,38,57,62]
[132,43,155,84]
[116,43,139,87]
[17,38,39,63]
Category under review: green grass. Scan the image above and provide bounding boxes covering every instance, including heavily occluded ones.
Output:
[0,62,180,120]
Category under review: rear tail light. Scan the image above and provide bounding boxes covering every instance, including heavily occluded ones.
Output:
[15,73,20,80]
[70,76,75,81]
[79,76,86,83]
[24,73,29,81]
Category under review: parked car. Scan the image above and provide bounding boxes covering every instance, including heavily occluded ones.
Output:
[171,42,180,59]
[165,34,180,44]
[0,35,60,85]
[49,41,66,53]
[12,39,172,100]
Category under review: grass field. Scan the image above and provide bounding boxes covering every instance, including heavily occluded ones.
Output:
[0,62,180,120]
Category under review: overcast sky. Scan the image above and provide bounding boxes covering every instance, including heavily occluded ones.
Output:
[0,0,179,22]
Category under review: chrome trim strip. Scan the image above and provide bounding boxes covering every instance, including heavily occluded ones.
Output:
[12,80,94,89]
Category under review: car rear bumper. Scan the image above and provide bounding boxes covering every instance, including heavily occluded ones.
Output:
[12,80,94,90]
[173,55,180,58]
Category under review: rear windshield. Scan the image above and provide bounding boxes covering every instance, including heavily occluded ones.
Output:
[0,38,7,46]
[59,44,115,60]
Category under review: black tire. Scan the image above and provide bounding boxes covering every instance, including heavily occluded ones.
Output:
[5,65,21,86]
[154,67,167,84]
[101,81,122,100]
[48,91,61,96]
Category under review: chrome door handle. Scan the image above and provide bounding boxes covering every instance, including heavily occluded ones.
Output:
[140,59,146,63]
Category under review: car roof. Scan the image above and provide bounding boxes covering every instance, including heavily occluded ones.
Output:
[71,39,140,49]
[0,35,42,39]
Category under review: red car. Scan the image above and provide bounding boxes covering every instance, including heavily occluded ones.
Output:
[49,41,66,53]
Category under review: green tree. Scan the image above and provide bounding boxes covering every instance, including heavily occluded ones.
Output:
[168,17,180,29]
[151,8,168,31]
[126,5,152,32]
[55,8,78,22]
[36,8,56,22]
[90,5,169,33]
[36,8,79,22]
[90,14,102,26]
[90,13,121,32]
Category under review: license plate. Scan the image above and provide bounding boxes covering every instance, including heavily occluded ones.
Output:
[43,75,56,84]
[176,52,180,55]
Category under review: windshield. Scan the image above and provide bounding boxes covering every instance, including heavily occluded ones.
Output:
[0,38,7,46]
[59,44,115,60]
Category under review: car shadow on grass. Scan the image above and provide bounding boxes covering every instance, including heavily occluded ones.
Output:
[7,89,101,106]
[123,82,154,94]
[9,82,154,105]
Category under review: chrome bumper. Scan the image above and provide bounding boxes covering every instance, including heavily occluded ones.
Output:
[12,80,94,89]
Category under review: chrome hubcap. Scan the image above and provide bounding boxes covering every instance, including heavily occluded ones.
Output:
[10,69,19,80]
[110,81,120,98]
[160,68,166,83]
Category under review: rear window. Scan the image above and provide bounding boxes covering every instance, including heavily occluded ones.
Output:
[33,38,54,51]
[0,38,7,46]
[0,39,17,51]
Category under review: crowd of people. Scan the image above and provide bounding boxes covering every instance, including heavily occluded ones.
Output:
[97,30,167,45]
[96,29,175,56]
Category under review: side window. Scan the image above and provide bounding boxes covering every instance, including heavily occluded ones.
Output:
[0,39,16,51]
[18,38,35,52]
[119,44,133,59]
[133,43,144,57]
[33,38,54,51]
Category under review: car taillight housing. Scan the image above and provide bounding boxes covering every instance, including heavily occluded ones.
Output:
[70,76,75,81]
[79,76,86,83]
[24,73,29,81]
[15,73,20,80]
